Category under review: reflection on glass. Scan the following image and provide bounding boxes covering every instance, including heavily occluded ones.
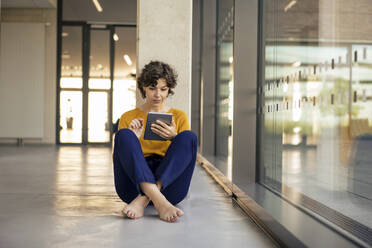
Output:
[113,27,137,124]
[62,0,135,24]
[88,92,110,143]
[87,29,111,143]
[260,0,372,231]
[61,77,83,89]
[215,0,234,180]
[113,79,136,122]
[60,91,82,143]
[61,26,82,80]
[90,29,110,79]
[88,78,111,90]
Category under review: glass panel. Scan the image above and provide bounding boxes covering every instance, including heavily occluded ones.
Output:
[260,0,372,231]
[61,26,82,88]
[60,77,83,89]
[59,91,82,143]
[113,27,137,126]
[88,78,111,89]
[215,0,234,180]
[89,29,111,89]
[62,0,136,23]
[88,91,110,143]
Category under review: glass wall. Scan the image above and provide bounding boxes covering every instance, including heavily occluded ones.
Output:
[215,0,234,180]
[259,0,372,233]
[112,27,137,125]
[62,0,136,23]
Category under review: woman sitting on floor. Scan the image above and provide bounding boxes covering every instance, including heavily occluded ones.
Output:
[113,60,197,222]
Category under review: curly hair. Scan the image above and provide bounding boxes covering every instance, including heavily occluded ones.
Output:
[137,61,178,98]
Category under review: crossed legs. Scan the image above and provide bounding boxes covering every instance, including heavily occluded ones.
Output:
[113,129,197,222]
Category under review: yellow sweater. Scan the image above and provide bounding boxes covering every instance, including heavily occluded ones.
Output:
[118,108,190,157]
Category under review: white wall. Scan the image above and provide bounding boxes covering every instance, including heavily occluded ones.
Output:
[0,8,57,144]
[136,0,193,119]
[0,22,45,138]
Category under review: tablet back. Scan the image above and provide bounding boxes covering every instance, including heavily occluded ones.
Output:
[144,112,173,141]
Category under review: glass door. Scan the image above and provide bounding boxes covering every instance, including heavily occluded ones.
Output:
[59,25,83,144]
[59,24,112,144]
[58,24,137,144]
[88,29,111,143]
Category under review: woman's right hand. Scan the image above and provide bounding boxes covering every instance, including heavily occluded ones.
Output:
[129,118,144,138]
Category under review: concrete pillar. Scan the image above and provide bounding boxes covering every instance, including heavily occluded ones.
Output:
[136,0,193,119]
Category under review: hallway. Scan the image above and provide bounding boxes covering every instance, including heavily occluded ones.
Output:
[0,146,274,248]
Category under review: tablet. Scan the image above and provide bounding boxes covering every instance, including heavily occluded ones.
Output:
[144,112,173,141]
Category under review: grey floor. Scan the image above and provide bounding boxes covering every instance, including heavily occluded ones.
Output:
[0,146,274,248]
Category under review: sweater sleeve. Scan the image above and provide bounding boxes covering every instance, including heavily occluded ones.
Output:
[176,110,190,133]
[118,113,130,130]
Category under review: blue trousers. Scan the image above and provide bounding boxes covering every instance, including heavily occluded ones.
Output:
[113,129,197,205]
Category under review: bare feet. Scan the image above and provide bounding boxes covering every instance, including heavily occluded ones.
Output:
[139,181,184,222]
[122,195,149,219]
[154,200,184,222]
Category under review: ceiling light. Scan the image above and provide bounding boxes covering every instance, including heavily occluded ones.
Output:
[92,0,103,12]
[62,32,69,37]
[284,0,296,12]
[229,57,233,63]
[113,33,119,41]
[124,55,132,66]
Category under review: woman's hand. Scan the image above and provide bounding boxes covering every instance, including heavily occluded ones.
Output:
[151,119,177,140]
[129,118,144,138]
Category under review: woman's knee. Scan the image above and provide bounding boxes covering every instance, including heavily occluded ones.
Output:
[174,130,197,144]
[115,128,137,146]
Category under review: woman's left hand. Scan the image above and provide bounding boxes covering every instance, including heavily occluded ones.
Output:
[151,119,177,140]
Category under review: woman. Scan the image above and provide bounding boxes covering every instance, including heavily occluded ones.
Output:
[113,61,197,223]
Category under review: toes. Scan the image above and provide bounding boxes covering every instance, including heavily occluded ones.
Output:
[169,214,178,222]
[177,210,184,217]
[122,208,127,215]
[127,211,136,219]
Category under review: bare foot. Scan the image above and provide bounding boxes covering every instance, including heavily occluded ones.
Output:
[122,195,149,219]
[139,181,183,222]
[155,200,184,222]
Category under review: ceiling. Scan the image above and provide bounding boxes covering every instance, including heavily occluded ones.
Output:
[2,0,57,8]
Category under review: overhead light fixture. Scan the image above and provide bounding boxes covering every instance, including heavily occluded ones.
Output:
[123,55,132,66]
[92,0,103,12]
[113,33,119,41]
[284,0,296,12]
[229,57,233,63]
[62,32,69,37]
[292,61,301,67]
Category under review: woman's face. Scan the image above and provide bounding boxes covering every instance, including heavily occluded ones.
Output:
[143,78,169,106]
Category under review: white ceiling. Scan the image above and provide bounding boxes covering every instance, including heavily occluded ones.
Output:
[2,0,57,8]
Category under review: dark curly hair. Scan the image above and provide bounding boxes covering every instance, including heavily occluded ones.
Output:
[137,61,178,98]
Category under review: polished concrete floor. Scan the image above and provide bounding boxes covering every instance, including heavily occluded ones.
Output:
[0,146,274,248]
